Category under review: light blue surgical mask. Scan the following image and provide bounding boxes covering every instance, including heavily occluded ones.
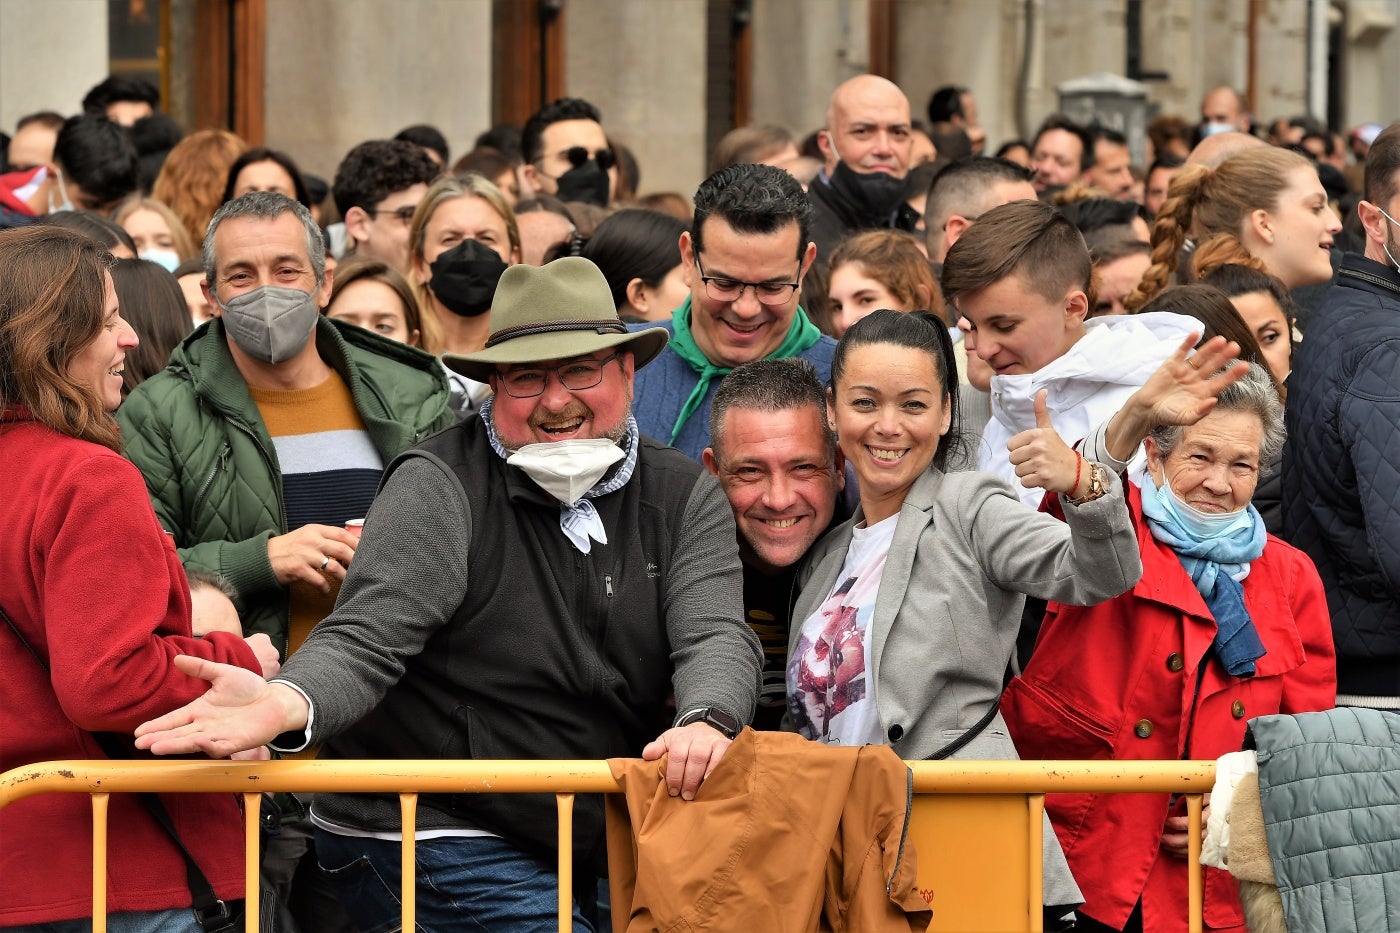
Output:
[1143,469,1254,540]
[139,248,181,273]
[1200,121,1235,138]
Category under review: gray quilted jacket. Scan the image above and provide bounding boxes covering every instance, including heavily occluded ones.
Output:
[116,316,453,647]
[1246,707,1400,931]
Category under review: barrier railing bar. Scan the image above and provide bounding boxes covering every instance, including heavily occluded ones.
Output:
[557,793,576,932]
[93,792,109,933]
[400,792,418,930]
[2,759,1220,933]
[243,792,260,933]
[0,759,1219,801]
[1188,793,1204,933]
[1028,793,1044,933]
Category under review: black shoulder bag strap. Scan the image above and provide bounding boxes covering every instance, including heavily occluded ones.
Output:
[1,603,238,933]
[926,661,1015,761]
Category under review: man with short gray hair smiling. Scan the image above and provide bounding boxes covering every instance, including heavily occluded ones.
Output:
[118,190,454,925]
[703,358,845,729]
[134,256,762,931]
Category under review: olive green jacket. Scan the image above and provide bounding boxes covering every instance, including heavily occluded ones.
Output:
[116,316,453,647]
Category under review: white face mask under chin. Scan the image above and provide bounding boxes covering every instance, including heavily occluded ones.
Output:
[507,438,624,505]
[47,169,74,213]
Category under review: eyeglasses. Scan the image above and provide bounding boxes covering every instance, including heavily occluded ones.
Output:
[367,205,418,226]
[694,255,802,306]
[497,353,620,398]
[539,146,617,172]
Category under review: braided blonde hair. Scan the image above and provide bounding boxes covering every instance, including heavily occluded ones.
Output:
[1125,148,1311,312]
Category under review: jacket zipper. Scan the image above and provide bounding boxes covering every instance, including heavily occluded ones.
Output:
[228,419,291,659]
[1340,265,1400,297]
[192,443,231,517]
[887,767,915,895]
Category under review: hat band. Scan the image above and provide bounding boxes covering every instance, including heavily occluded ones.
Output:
[484,318,629,349]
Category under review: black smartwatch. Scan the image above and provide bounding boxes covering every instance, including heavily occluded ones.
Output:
[678,706,741,739]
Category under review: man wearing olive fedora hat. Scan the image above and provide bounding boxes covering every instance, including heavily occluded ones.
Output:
[134,257,763,930]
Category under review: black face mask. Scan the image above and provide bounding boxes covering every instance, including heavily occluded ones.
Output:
[428,238,509,318]
[829,160,909,221]
[554,160,611,208]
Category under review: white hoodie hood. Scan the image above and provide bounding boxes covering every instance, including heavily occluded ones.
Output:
[978,311,1202,506]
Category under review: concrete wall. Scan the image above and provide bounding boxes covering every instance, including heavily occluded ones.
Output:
[4,0,1392,189]
[563,0,708,198]
[1341,0,1400,130]
[895,0,1026,147]
[1252,0,1310,126]
[0,0,107,130]
[889,0,1329,154]
[263,0,492,181]
[749,0,871,144]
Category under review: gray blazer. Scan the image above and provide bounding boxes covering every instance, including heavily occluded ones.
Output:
[792,466,1141,761]
[790,466,1141,910]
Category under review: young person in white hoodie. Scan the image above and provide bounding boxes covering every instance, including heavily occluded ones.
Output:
[941,199,1201,507]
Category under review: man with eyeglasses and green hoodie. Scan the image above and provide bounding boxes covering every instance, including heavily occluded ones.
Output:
[631,162,836,461]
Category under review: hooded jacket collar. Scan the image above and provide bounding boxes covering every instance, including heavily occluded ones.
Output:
[989,311,1202,435]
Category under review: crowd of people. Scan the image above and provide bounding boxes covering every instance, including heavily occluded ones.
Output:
[1,69,1395,931]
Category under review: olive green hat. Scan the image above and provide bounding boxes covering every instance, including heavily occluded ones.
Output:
[442,257,669,382]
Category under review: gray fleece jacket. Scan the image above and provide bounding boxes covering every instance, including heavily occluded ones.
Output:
[272,418,761,871]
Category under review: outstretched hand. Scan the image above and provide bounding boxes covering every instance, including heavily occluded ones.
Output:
[1007,390,1084,496]
[1135,334,1246,429]
[134,655,309,758]
[1100,334,1247,464]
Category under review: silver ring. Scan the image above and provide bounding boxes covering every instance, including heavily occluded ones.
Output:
[320,555,330,571]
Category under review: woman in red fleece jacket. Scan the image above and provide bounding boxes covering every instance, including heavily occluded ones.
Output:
[0,226,278,930]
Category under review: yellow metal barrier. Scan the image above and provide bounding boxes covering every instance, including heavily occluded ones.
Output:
[0,758,1216,933]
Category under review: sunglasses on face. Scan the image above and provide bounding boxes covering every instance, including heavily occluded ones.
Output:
[548,147,617,172]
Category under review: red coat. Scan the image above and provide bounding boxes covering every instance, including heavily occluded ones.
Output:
[1,413,262,925]
[1001,482,1336,933]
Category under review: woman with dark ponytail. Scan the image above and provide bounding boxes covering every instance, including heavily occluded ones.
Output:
[787,308,1150,925]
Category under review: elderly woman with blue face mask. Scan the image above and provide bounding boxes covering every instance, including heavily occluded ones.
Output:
[1001,345,1337,933]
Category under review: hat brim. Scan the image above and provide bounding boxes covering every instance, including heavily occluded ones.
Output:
[442,326,669,383]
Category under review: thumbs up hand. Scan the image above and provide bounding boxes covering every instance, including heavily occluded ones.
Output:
[1007,390,1084,495]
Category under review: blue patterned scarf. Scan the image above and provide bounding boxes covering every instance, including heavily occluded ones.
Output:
[1139,476,1268,677]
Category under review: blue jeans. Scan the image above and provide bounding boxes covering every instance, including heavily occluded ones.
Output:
[314,830,596,933]
[7,908,205,933]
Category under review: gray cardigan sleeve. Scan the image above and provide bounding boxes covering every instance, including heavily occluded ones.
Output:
[278,455,472,742]
[663,470,763,727]
[965,468,1143,606]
